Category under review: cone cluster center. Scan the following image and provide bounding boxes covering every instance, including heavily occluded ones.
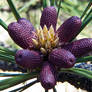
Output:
[32,25,59,54]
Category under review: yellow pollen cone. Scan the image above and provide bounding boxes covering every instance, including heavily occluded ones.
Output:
[32,39,39,47]
[49,25,55,39]
[43,25,48,38]
[52,38,59,47]
[40,47,47,54]
[33,25,59,54]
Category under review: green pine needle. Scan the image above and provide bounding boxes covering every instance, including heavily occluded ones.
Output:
[0,50,15,56]
[7,0,21,20]
[0,46,16,56]
[83,9,92,22]
[0,73,25,77]
[0,46,16,63]
[0,19,8,31]
[50,0,55,6]
[80,14,92,31]
[10,80,38,92]
[57,0,62,17]
[0,53,15,63]
[43,0,50,8]
[18,0,37,13]
[80,0,92,19]
[61,68,92,80]
[20,80,38,91]
[0,72,38,91]
[77,56,92,63]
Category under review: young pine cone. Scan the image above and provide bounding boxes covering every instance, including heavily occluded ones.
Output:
[40,62,57,89]
[8,18,37,49]
[62,38,92,57]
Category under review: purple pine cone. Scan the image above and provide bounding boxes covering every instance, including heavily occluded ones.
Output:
[40,62,56,89]
[40,6,57,31]
[18,18,36,33]
[49,48,76,68]
[8,18,36,49]
[62,38,92,57]
[57,16,82,43]
[15,49,42,69]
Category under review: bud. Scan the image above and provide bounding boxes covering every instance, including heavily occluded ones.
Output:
[49,48,76,68]
[57,16,82,43]
[8,18,36,49]
[15,49,42,69]
[62,38,92,57]
[40,62,56,89]
[40,6,57,31]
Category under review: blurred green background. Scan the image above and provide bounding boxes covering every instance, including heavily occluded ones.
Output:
[0,0,92,49]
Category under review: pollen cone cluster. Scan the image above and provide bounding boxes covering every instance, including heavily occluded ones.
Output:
[7,6,92,90]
